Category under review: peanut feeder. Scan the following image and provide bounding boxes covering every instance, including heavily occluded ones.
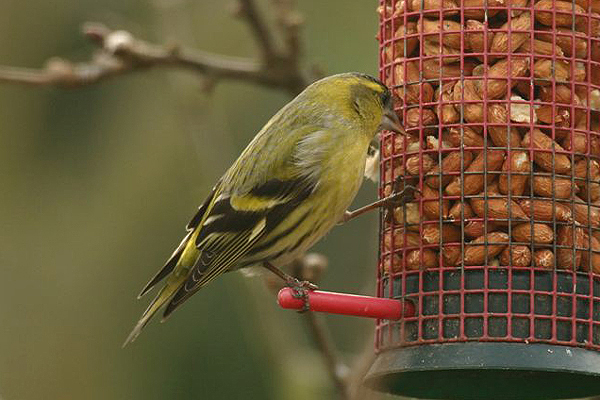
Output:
[368,1,600,399]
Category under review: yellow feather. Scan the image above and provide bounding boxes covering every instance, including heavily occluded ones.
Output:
[230,194,285,211]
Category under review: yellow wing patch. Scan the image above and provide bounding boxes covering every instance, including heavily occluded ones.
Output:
[249,218,266,242]
[230,194,286,211]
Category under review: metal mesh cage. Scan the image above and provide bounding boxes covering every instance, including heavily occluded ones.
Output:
[367,1,600,398]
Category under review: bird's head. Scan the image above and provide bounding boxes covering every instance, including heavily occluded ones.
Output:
[302,72,404,137]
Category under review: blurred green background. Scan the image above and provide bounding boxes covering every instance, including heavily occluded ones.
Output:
[0,1,386,399]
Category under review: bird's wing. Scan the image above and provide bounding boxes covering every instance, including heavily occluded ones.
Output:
[137,184,219,298]
[162,175,316,318]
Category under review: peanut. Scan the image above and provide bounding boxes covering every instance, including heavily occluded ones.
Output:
[426,150,474,189]
[470,195,529,222]
[556,224,587,270]
[535,106,571,128]
[418,17,463,50]
[426,136,452,151]
[487,180,501,195]
[442,244,461,266]
[409,0,459,15]
[490,12,532,55]
[532,176,576,199]
[405,108,438,134]
[462,0,506,19]
[453,79,484,123]
[391,60,434,105]
[513,80,533,99]
[434,82,459,124]
[533,59,571,84]
[498,151,531,196]
[464,220,498,239]
[500,245,532,267]
[420,183,450,220]
[384,229,422,251]
[561,131,596,157]
[423,39,461,64]
[475,57,530,99]
[517,39,565,57]
[382,253,402,274]
[422,223,462,244]
[445,150,505,196]
[443,126,485,148]
[405,248,439,270]
[398,153,436,176]
[593,42,600,78]
[465,20,492,56]
[573,159,600,202]
[571,197,600,228]
[534,0,586,28]
[382,134,417,158]
[510,95,536,123]
[536,28,588,58]
[384,23,418,62]
[512,222,554,244]
[487,104,523,148]
[393,202,421,228]
[522,129,571,174]
[581,235,600,274]
[464,232,509,265]
[576,12,600,37]
[423,59,477,81]
[448,201,475,221]
[518,199,573,222]
[534,249,555,269]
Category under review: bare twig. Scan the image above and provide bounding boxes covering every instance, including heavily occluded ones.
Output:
[272,0,303,67]
[304,312,351,399]
[290,255,351,400]
[347,336,377,400]
[0,0,313,95]
[235,0,277,64]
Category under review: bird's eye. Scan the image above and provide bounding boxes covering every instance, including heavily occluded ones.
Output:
[380,90,391,107]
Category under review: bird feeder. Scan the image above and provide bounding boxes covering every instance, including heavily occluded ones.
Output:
[363,1,600,399]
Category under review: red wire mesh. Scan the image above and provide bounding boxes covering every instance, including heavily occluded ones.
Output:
[376,0,600,352]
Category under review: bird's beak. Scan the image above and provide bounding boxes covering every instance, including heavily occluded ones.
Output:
[379,107,405,135]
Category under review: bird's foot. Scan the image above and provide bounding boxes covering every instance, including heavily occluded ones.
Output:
[383,180,421,223]
[386,181,420,208]
[286,277,317,313]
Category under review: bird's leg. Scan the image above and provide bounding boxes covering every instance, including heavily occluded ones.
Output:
[263,261,317,312]
[340,183,420,224]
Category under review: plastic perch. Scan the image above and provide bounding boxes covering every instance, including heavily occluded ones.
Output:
[277,288,415,320]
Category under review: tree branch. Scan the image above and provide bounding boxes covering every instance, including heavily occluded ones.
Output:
[0,25,260,87]
[304,311,351,399]
[290,255,351,400]
[0,0,313,95]
[272,0,303,67]
[235,0,277,64]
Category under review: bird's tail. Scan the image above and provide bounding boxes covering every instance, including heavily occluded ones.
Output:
[122,270,187,347]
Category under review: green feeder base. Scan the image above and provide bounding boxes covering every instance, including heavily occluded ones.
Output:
[364,342,600,400]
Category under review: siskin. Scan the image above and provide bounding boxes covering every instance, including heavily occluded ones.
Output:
[124,72,403,346]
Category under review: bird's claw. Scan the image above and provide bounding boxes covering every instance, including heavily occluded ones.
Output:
[286,277,317,313]
[383,180,421,223]
[386,183,420,208]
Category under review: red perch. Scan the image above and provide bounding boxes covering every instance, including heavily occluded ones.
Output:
[277,288,415,320]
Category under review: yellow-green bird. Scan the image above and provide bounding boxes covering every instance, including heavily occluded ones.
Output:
[124,72,403,346]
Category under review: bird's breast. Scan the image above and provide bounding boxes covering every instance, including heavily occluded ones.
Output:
[315,135,370,218]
